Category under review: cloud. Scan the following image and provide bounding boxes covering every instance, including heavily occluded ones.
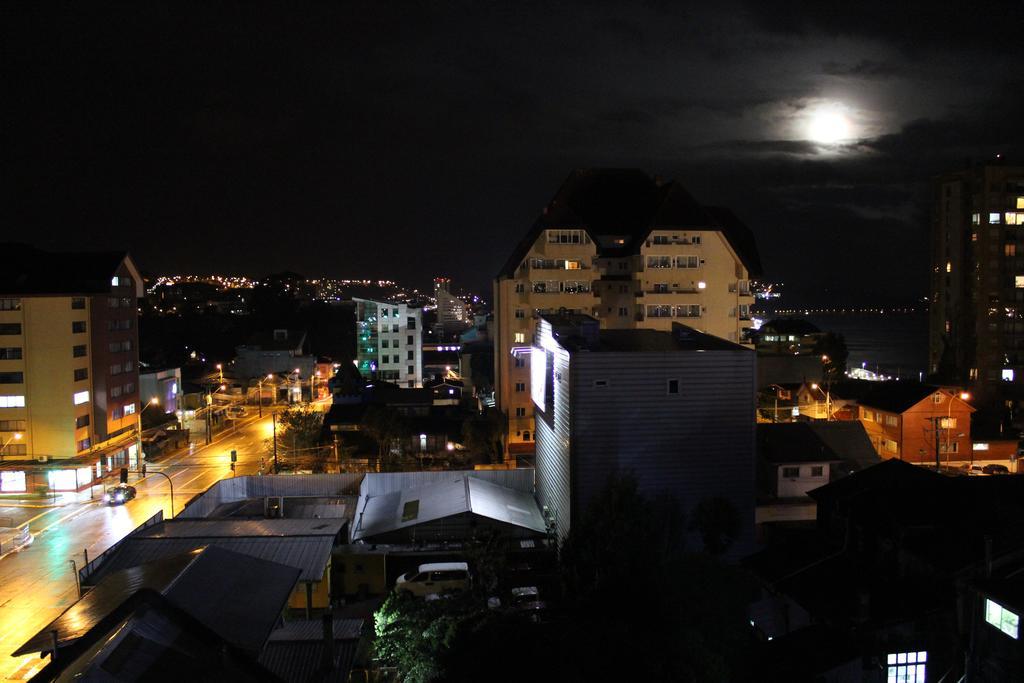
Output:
[822,59,900,78]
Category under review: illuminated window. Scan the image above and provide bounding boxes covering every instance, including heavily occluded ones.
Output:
[647,305,672,318]
[514,333,526,343]
[990,213,1001,224]
[985,598,1020,639]
[886,651,926,682]
[884,439,899,453]
[1006,244,1017,256]
[73,391,90,405]
[1006,212,1024,226]
[1016,276,1024,289]
[647,256,672,269]
[946,261,952,273]
[111,276,120,286]
[1018,197,1024,209]
[885,415,899,427]
[48,469,78,491]
[939,441,959,454]
[970,368,978,380]
[974,442,989,451]
[123,402,136,415]
[675,255,699,269]
[1002,369,1014,382]
[0,471,26,492]
[698,281,707,290]
[972,213,980,225]
[0,395,26,408]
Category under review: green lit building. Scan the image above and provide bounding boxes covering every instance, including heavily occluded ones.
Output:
[353,298,423,387]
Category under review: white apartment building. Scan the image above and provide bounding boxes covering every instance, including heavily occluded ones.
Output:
[354,298,423,387]
[494,169,763,457]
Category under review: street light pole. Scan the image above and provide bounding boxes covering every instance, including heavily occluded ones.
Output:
[0,432,23,462]
[147,470,175,517]
[272,411,279,474]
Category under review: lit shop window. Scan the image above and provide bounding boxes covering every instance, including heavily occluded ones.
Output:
[76,467,93,487]
[0,471,26,492]
[73,391,90,405]
[886,651,926,683]
[47,469,78,491]
[985,598,1020,639]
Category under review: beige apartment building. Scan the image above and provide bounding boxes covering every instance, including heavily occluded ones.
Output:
[494,169,763,457]
[0,247,143,494]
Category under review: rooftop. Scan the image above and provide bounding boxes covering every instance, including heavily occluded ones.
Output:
[542,315,751,354]
[0,244,141,296]
[498,169,763,278]
[17,546,300,656]
[352,475,547,541]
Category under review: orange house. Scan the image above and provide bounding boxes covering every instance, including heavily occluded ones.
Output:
[857,384,974,465]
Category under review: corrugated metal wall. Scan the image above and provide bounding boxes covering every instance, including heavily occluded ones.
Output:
[534,342,573,541]
[569,349,757,555]
[178,474,364,518]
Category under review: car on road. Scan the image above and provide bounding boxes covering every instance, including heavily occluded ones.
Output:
[982,463,1010,475]
[226,406,247,418]
[395,562,471,598]
[0,523,33,558]
[103,484,137,505]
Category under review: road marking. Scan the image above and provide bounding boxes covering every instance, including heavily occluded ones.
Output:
[34,503,98,536]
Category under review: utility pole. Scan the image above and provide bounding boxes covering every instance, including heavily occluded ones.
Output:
[934,417,941,472]
[272,411,278,474]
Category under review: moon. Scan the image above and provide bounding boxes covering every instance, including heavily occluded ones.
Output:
[807,106,853,144]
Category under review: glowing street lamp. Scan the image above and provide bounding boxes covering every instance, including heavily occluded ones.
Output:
[0,432,22,462]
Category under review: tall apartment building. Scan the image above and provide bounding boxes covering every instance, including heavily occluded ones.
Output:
[354,298,423,387]
[433,277,471,339]
[0,246,142,493]
[494,169,763,456]
[532,313,756,554]
[929,162,1024,391]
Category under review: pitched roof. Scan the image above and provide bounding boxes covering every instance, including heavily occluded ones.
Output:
[857,383,945,413]
[805,421,881,472]
[757,423,842,465]
[84,519,343,584]
[16,546,300,656]
[497,169,762,277]
[0,244,141,296]
[352,475,547,541]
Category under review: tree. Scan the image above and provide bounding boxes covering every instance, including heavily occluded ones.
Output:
[272,405,326,471]
[361,404,406,469]
[815,331,849,382]
[689,496,740,556]
[461,409,506,464]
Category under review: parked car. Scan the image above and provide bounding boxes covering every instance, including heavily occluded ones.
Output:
[103,484,137,505]
[510,585,548,619]
[395,562,471,598]
[226,405,247,418]
[982,463,1010,475]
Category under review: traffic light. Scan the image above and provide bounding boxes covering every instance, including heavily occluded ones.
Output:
[230,450,237,463]
[119,467,128,484]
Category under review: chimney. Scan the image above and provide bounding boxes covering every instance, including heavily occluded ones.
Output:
[320,611,335,672]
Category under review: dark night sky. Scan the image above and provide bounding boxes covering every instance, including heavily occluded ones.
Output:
[4,1,1023,304]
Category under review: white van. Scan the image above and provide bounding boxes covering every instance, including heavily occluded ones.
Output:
[395,562,471,598]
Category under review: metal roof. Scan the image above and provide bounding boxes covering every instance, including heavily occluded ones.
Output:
[268,618,364,641]
[352,475,546,541]
[16,546,300,656]
[87,536,335,584]
[259,639,361,683]
[135,517,345,539]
